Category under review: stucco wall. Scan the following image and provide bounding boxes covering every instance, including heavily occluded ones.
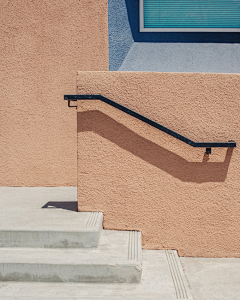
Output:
[0,0,108,186]
[77,71,240,257]
[108,0,133,71]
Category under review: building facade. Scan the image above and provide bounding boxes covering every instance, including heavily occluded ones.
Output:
[1,0,240,257]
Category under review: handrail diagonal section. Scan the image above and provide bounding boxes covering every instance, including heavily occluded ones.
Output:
[64,94,236,153]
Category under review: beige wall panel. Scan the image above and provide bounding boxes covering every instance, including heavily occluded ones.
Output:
[77,71,240,257]
[0,0,108,186]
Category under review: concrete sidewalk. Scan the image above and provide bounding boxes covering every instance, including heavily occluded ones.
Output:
[181,257,240,300]
[0,187,239,299]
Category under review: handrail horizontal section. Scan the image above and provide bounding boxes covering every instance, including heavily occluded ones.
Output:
[64,94,236,149]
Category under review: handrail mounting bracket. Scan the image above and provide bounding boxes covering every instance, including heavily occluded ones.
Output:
[205,148,212,155]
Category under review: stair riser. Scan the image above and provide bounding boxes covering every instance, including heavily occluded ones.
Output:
[0,231,100,248]
[0,264,141,283]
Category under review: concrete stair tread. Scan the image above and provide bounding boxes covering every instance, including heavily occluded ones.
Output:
[0,211,103,248]
[0,187,98,231]
[0,230,142,283]
[0,230,141,264]
[0,211,101,231]
[0,250,192,299]
[0,188,103,248]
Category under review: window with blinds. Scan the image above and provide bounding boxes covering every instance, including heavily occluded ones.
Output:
[139,0,240,32]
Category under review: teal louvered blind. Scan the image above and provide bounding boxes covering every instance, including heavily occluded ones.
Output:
[140,0,240,31]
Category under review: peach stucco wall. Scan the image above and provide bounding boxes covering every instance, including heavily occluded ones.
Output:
[77,71,240,257]
[0,0,108,186]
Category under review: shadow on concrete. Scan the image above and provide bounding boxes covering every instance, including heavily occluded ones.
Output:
[42,201,78,212]
[77,110,233,183]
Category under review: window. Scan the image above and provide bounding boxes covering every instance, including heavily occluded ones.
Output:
[140,0,240,32]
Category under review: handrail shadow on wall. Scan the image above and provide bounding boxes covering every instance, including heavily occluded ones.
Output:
[77,110,233,183]
[64,94,236,155]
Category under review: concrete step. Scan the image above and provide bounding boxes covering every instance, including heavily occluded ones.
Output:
[0,187,102,248]
[0,230,142,283]
[0,211,103,248]
[0,212,103,248]
[0,250,192,299]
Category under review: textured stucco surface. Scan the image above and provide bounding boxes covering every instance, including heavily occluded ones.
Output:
[77,71,240,257]
[119,43,240,73]
[0,0,108,186]
[108,0,133,71]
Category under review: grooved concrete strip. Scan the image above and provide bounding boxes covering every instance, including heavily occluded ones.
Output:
[166,250,192,299]
[128,231,141,261]
[86,212,102,228]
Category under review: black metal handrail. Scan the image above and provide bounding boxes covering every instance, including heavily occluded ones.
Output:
[64,94,236,154]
